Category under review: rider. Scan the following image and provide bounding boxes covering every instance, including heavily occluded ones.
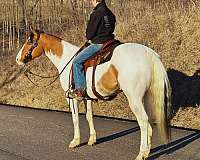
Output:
[71,0,116,99]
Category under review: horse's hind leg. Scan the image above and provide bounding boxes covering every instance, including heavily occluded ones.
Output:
[129,96,152,160]
[84,100,96,145]
[121,86,152,160]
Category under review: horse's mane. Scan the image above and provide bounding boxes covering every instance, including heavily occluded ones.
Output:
[35,30,62,41]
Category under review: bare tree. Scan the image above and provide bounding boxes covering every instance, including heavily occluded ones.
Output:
[16,0,28,28]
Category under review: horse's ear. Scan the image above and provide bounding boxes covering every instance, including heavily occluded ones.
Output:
[29,29,39,42]
[28,26,34,41]
[28,32,34,43]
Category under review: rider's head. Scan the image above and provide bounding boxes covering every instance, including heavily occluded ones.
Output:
[91,0,105,7]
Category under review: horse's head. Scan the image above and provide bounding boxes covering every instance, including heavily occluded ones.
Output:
[16,30,44,65]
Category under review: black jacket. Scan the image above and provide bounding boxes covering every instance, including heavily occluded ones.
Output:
[86,2,116,44]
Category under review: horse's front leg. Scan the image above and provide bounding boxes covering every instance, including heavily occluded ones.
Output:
[67,98,80,148]
[84,100,96,146]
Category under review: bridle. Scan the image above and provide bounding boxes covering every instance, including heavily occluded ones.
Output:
[23,31,59,87]
[23,32,40,64]
[23,39,88,87]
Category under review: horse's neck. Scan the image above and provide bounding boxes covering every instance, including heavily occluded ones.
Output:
[44,40,79,73]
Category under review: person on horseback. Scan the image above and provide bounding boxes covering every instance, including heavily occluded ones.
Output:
[71,0,116,99]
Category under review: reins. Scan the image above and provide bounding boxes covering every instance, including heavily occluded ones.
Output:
[24,42,87,87]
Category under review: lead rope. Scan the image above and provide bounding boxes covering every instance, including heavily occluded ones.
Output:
[24,68,60,87]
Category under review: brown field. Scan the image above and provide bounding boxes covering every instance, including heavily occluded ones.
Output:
[0,0,200,129]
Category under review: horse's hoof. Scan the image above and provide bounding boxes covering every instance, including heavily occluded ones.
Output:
[135,156,147,160]
[68,138,80,148]
[135,151,149,160]
[88,140,96,146]
[88,134,96,146]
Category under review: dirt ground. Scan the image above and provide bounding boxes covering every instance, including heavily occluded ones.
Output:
[1,0,200,131]
[0,55,200,130]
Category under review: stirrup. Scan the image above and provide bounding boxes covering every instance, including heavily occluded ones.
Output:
[66,89,74,99]
[66,89,85,101]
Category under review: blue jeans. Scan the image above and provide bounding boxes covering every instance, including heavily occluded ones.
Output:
[73,43,103,89]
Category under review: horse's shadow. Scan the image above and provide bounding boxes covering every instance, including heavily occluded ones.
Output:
[79,126,140,147]
[79,126,200,159]
[167,68,200,114]
[96,126,140,144]
[148,131,200,159]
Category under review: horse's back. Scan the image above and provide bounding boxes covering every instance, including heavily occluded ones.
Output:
[111,43,153,77]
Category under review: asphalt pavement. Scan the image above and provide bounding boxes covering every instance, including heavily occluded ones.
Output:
[0,104,199,160]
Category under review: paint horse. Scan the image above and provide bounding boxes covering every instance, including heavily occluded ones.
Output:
[16,30,171,160]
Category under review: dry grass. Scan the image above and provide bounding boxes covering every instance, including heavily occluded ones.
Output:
[0,0,200,129]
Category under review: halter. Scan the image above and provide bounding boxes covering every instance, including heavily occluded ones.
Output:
[24,31,40,63]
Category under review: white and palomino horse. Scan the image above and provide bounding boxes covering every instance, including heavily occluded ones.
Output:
[16,30,171,160]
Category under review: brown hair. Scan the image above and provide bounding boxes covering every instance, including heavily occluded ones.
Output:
[96,0,105,2]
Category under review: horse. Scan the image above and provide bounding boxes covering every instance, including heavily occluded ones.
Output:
[16,30,171,160]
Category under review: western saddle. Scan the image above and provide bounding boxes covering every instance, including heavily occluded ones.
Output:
[72,39,122,100]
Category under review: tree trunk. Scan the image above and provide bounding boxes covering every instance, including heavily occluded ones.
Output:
[16,0,28,30]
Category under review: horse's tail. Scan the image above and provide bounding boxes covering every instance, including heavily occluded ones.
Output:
[147,50,172,144]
